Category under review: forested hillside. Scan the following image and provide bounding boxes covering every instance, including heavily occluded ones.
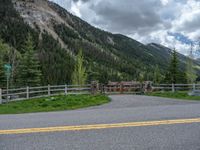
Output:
[0,0,199,88]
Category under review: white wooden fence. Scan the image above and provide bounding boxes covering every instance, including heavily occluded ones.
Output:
[0,84,91,104]
[152,83,200,92]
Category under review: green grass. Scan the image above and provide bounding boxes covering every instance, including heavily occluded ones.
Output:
[147,91,200,101]
[0,94,110,114]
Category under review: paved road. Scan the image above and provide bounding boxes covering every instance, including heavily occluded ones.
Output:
[0,95,200,150]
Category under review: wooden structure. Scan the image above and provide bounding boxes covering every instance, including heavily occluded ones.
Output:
[104,81,142,94]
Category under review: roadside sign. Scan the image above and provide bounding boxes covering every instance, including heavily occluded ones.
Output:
[4,64,12,70]
[4,64,12,77]
[4,64,12,103]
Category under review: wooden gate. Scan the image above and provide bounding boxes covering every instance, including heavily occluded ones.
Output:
[101,81,148,94]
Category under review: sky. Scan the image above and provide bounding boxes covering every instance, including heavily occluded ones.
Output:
[50,0,200,57]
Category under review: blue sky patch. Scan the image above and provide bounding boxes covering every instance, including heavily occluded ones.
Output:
[168,32,193,45]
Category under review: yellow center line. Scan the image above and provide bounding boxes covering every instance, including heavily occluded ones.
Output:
[1,118,200,135]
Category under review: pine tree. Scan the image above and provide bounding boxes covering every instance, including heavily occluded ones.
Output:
[17,34,42,86]
[166,49,179,84]
[72,49,87,85]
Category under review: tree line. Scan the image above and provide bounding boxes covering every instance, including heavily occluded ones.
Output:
[0,34,87,88]
[153,49,197,84]
[0,33,197,89]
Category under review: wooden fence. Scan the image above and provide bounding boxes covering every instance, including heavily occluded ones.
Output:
[0,82,145,104]
[1,82,199,104]
[152,83,200,92]
[0,84,91,104]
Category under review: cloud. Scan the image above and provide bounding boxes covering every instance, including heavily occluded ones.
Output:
[72,0,90,2]
[89,0,163,35]
[50,0,200,57]
[172,0,200,40]
[160,0,169,6]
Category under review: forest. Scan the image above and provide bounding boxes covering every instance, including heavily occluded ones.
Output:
[0,0,198,88]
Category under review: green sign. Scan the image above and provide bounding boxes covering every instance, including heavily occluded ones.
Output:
[4,64,12,69]
[4,64,12,77]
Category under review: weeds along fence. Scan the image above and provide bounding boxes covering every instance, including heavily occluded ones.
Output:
[152,83,200,92]
[0,84,91,104]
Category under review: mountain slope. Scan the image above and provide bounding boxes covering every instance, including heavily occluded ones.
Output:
[0,0,198,85]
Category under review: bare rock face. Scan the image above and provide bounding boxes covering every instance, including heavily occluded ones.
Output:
[12,0,65,29]
[12,0,71,51]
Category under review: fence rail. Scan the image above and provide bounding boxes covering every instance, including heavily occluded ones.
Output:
[0,84,91,104]
[152,83,200,92]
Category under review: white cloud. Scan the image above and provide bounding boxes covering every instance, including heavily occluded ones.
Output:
[70,1,81,17]
[160,0,169,6]
[51,0,200,57]
[172,0,200,38]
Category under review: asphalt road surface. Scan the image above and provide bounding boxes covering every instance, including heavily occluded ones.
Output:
[0,95,200,150]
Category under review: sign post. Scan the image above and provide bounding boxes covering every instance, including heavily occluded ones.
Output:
[4,64,12,103]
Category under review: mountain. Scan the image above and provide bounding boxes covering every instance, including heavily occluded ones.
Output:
[0,0,199,85]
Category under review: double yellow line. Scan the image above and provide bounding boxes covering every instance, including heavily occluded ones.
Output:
[1,118,200,135]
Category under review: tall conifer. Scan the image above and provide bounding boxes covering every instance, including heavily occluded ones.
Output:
[17,34,42,86]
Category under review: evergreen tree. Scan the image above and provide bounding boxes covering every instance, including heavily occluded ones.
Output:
[166,49,179,84]
[17,34,42,86]
[177,71,187,84]
[153,65,162,84]
[72,49,87,85]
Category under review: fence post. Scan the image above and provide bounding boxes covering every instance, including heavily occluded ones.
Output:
[193,83,196,91]
[140,83,144,94]
[91,82,95,95]
[91,81,98,95]
[26,86,29,99]
[120,83,123,94]
[172,83,175,93]
[0,88,2,104]
[100,84,105,94]
[65,84,68,95]
[48,84,51,96]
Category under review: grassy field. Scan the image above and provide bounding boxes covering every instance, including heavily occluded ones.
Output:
[0,94,110,114]
[147,91,200,101]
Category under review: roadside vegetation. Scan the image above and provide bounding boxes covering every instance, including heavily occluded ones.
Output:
[147,91,200,101]
[0,94,110,114]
